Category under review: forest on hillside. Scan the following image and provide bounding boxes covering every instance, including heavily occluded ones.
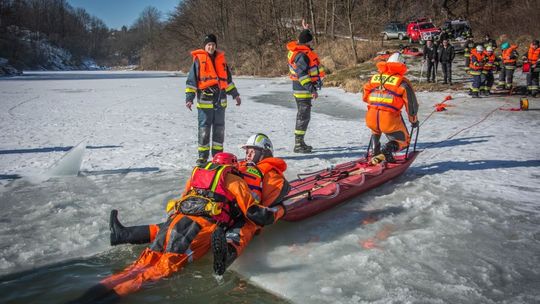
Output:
[1,0,539,74]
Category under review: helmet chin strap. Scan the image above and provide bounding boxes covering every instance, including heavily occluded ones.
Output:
[252,149,263,164]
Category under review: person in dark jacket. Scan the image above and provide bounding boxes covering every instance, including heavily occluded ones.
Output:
[423,39,438,82]
[437,39,455,84]
[185,34,241,165]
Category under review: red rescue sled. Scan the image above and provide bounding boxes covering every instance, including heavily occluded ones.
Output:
[283,151,420,221]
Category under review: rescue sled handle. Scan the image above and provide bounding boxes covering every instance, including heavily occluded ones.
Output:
[405,125,419,160]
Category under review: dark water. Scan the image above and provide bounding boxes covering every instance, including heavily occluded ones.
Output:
[0,247,290,304]
[251,91,364,120]
[0,170,290,304]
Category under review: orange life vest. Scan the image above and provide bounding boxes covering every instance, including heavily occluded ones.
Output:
[363,62,408,113]
[191,49,228,90]
[502,45,518,65]
[286,41,326,83]
[483,52,496,71]
[469,49,484,71]
[239,157,287,205]
[185,163,236,223]
[527,45,540,65]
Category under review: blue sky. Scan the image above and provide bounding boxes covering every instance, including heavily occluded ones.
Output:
[67,0,180,29]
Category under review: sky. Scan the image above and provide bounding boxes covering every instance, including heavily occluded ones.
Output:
[67,0,180,30]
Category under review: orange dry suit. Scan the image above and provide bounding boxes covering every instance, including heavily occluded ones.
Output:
[287,41,326,139]
[362,61,419,151]
[469,49,485,94]
[525,44,540,95]
[497,45,519,89]
[481,51,497,92]
[75,164,284,301]
[224,157,290,255]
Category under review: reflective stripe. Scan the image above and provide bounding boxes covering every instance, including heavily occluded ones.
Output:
[185,87,197,93]
[210,165,229,192]
[225,83,236,92]
[220,101,227,107]
[293,93,312,99]
[186,247,194,263]
[294,130,306,135]
[300,77,311,86]
[371,74,399,86]
[197,103,213,109]
[198,146,210,151]
[212,144,223,150]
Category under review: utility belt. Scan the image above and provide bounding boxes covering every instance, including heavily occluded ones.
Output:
[168,189,241,225]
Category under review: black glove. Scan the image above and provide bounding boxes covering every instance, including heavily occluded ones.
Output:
[411,121,419,128]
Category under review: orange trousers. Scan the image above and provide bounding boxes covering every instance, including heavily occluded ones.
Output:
[365,108,410,150]
[100,214,216,297]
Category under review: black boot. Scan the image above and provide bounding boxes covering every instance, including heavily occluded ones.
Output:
[381,141,399,163]
[212,226,238,275]
[109,210,151,246]
[294,135,312,153]
[196,150,209,166]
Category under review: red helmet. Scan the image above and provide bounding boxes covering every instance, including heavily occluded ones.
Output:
[212,152,238,167]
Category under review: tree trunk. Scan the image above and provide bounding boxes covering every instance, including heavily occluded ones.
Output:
[308,0,317,42]
[331,0,335,40]
[345,0,358,63]
[324,0,328,34]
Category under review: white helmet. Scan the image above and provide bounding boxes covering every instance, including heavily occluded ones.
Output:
[476,45,484,52]
[242,133,273,154]
[486,46,493,52]
[387,52,405,64]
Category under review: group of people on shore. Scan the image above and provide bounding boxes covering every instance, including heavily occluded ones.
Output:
[420,34,540,98]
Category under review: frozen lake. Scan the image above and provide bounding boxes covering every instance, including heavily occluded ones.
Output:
[1,71,539,303]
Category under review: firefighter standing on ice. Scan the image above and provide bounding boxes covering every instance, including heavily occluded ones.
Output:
[496,41,519,90]
[286,20,325,153]
[362,52,419,165]
[469,45,485,98]
[185,34,241,165]
[523,39,540,97]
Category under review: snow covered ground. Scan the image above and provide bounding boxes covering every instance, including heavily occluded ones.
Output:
[1,71,539,303]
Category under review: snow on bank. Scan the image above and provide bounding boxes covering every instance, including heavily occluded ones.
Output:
[1,71,539,303]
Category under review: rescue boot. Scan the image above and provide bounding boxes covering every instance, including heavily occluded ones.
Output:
[211,226,238,275]
[371,141,398,165]
[109,209,151,246]
[293,135,312,153]
[196,150,209,166]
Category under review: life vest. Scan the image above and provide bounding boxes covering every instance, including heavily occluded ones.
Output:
[191,49,228,90]
[527,45,540,65]
[239,157,287,204]
[363,61,407,113]
[502,45,518,65]
[286,41,326,83]
[178,163,237,224]
[469,49,484,71]
[483,52,496,71]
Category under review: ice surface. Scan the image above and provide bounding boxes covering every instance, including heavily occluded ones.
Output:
[1,71,539,303]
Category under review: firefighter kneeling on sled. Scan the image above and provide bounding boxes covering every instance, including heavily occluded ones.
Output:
[362,52,419,165]
[93,152,285,298]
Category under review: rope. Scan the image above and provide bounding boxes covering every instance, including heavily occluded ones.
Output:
[419,98,511,151]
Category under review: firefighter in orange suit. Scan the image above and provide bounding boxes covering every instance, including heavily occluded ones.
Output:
[185,34,241,165]
[286,21,325,153]
[362,52,419,165]
[71,153,284,301]
[469,45,485,98]
[496,42,519,90]
[523,40,540,97]
[107,134,290,276]
[212,133,290,275]
[480,46,496,95]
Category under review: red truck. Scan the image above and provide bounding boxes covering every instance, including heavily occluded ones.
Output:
[407,19,441,43]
